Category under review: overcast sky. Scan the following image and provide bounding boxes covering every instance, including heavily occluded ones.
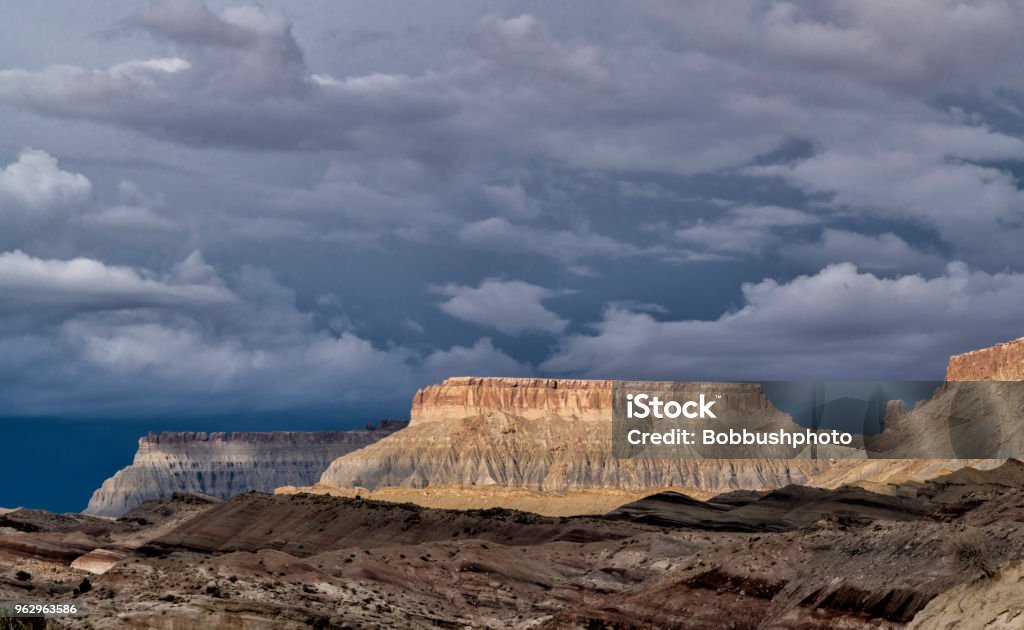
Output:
[3,0,1024,418]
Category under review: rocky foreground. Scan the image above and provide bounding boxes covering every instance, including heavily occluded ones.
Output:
[2,461,1023,628]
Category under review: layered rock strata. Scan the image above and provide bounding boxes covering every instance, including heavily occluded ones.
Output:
[320,378,868,496]
[947,336,1024,380]
[85,423,406,517]
[316,374,1014,508]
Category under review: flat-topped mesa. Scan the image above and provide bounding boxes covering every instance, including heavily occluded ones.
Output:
[320,378,825,494]
[947,337,1024,381]
[85,425,407,518]
[410,377,614,424]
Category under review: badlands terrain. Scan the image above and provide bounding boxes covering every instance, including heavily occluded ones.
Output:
[2,461,1024,628]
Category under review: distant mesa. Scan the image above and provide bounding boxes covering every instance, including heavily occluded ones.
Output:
[84,422,406,517]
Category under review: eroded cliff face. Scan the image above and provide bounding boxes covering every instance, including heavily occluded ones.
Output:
[85,424,405,517]
[410,377,612,424]
[320,378,860,496]
[316,377,1009,507]
[947,336,1024,381]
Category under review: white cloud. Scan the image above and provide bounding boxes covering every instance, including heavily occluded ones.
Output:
[543,262,1024,380]
[0,249,232,313]
[0,149,91,211]
[749,146,1024,261]
[434,278,568,335]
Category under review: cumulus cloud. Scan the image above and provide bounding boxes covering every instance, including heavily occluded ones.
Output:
[434,278,569,335]
[543,262,1024,380]
[0,149,91,211]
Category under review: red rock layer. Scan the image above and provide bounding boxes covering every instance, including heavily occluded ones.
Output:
[410,377,614,424]
[946,337,1024,381]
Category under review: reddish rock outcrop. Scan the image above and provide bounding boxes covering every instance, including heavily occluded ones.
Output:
[946,336,1024,381]
[410,377,613,424]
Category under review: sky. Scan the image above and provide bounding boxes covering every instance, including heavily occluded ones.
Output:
[3,0,1024,423]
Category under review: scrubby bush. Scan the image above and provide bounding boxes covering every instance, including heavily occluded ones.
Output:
[944,530,995,579]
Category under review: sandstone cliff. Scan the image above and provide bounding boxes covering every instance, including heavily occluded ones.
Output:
[85,423,405,517]
[947,336,1024,380]
[314,375,1016,510]
[410,377,612,423]
[319,378,870,497]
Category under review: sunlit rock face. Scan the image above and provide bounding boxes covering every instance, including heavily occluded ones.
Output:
[317,377,1006,510]
[947,337,1024,381]
[321,377,847,494]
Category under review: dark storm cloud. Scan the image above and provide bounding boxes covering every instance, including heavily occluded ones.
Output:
[0,1,450,151]
[5,0,1022,263]
[0,247,530,416]
[1,1,1024,415]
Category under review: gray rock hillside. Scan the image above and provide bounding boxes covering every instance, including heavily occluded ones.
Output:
[84,423,406,517]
